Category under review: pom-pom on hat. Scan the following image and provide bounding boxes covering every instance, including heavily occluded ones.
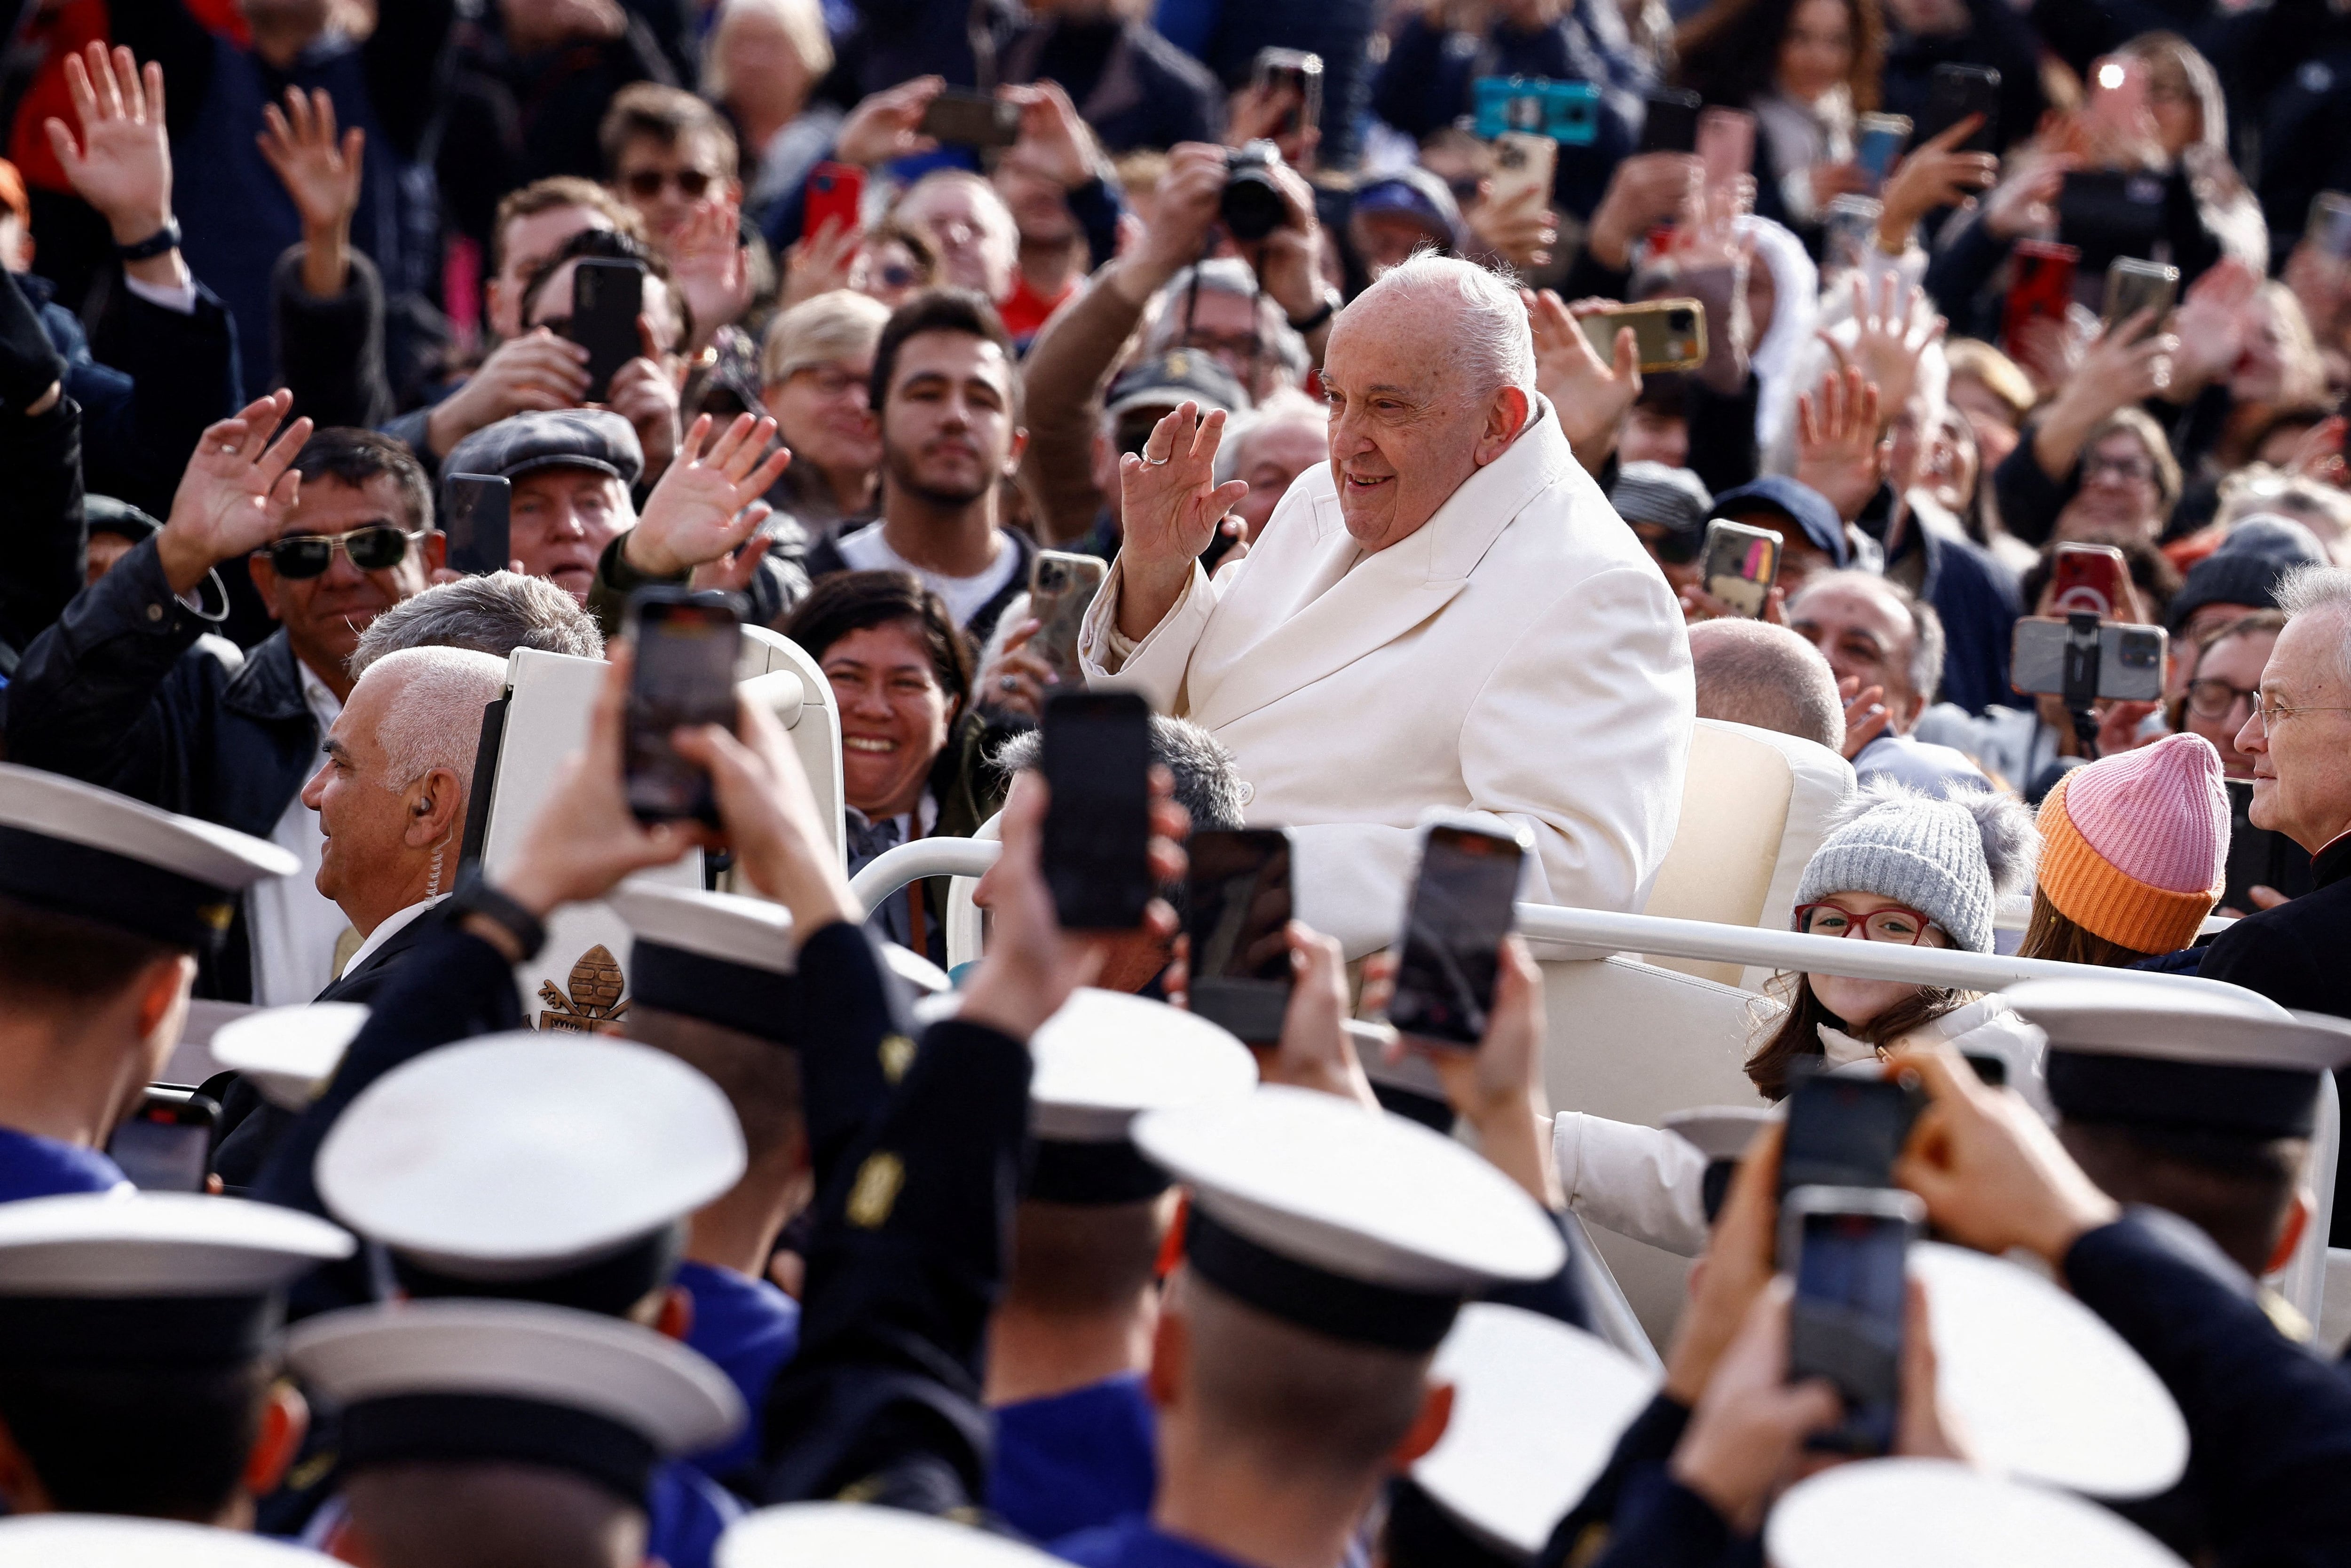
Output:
[2035,733,2227,955]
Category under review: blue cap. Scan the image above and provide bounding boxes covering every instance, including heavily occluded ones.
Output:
[1711,476,1848,568]
[442,410,643,491]
[1349,167,1460,246]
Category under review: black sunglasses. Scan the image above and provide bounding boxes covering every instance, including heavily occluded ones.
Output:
[623,168,712,200]
[262,525,420,580]
[1633,523,1701,566]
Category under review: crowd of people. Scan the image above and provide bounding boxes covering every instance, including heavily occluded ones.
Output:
[3,0,2351,1562]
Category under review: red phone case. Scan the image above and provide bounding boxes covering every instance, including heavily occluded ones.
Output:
[2049,544,2130,622]
[804,161,865,242]
[2000,240,2078,360]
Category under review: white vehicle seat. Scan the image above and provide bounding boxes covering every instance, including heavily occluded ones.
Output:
[735,625,846,867]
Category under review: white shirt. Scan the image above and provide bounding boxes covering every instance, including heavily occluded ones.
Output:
[339,894,449,983]
[245,661,345,1006]
[836,522,1019,630]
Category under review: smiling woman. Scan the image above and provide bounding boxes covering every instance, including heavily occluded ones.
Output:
[782,570,1014,962]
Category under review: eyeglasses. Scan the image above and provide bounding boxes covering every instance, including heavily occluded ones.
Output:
[1633,524,1700,566]
[787,365,869,402]
[622,167,714,200]
[2081,454,2156,484]
[1794,901,1944,945]
[2185,678,2259,720]
[260,525,424,580]
[2251,692,2351,725]
[874,262,922,289]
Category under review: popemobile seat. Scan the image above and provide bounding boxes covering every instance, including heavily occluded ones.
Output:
[730,625,847,874]
[1637,719,1854,990]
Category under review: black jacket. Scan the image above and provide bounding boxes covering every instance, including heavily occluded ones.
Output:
[5,536,324,1000]
[2197,834,2351,1241]
[0,394,86,673]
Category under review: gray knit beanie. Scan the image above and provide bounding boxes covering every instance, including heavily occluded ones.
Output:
[1794,782,2039,954]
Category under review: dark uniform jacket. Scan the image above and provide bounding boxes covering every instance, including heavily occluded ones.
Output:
[6,536,323,1000]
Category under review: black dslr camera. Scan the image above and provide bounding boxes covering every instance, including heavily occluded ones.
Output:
[1222,140,1288,241]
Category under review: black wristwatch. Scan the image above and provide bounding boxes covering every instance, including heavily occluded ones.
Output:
[1287,286,1342,335]
[447,867,547,962]
[115,219,181,262]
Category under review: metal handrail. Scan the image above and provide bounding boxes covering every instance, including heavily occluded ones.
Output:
[850,837,2259,999]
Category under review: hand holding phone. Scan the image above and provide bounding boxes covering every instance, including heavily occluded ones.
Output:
[1386,820,1528,1048]
[624,587,742,826]
[1185,828,1296,1043]
[568,257,646,403]
[803,161,866,242]
[1778,1070,1923,1200]
[1028,550,1108,689]
[109,1088,221,1192]
[1700,519,1783,617]
[918,89,1021,149]
[1041,691,1154,930]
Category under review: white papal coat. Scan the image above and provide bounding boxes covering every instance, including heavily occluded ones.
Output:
[1078,398,1695,955]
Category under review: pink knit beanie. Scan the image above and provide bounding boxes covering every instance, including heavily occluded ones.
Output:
[2035,733,2228,953]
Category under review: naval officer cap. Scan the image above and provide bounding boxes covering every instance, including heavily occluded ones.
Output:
[0,1515,343,1566]
[1401,1304,1659,1561]
[719,1503,1066,1568]
[287,1299,742,1504]
[1026,988,1257,1205]
[610,882,797,1042]
[2004,976,2351,1139]
[1663,1106,1776,1224]
[1767,1459,2187,1568]
[0,1192,352,1369]
[0,764,295,952]
[210,1002,370,1111]
[316,1032,744,1311]
[1134,1085,1565,1353]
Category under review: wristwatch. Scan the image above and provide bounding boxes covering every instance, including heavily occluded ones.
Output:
[115,219,181,262]
[447,867,547,963]
[1287,285,1342,335]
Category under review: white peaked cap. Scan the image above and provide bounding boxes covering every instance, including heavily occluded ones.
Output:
[719,1503,1067,1568]
[1767,1458,2188,1568]
[210,1002,370,1111]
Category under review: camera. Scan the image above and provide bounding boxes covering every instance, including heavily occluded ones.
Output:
[1222,140,1289,243]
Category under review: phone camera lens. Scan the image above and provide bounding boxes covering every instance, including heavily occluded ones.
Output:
[1668,309,1695,331]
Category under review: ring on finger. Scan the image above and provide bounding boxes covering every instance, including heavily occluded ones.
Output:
[999,675,1021,693]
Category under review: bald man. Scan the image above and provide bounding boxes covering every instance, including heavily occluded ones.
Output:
[1082,252,1692,955]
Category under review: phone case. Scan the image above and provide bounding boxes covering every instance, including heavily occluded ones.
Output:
[1999,240,2078,360]
[571,259,644,403]
[1028,551,1107,688]
[920,91,1020,149]
[1637,88,1702,154]
[1488,132,1557,212]
[1921,64,1999,152]
[2101,258,2178,340]
[804,161,865,239]
[1700,520,1783,616]
[1578,299,1706,372]
[2008,619,2167,702]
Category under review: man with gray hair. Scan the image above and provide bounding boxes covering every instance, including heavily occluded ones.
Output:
[1084,252,1694,954]
[347,572,605,679]
[1688,619,1845,754]
[2194,564,2351,1239]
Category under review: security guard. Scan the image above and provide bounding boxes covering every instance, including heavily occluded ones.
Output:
[0,764,294,1199]
[987,988,1256,1542]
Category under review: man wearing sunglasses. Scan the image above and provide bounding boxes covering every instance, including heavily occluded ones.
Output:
[7,394,442,1009]
[600,84,742,251]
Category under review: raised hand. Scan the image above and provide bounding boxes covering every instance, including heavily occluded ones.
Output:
[835,76,945,168]
[45,43,172,248]
[2169,255,2258,387]
[669,197,753,349]
[780,215,863,312]
[1528,290,1640,473]
[1115,401,1249,639]
[1794,364,1886,524]
[1837,672,1891,760]
[155,391,313,595]
[1841,272,1945,420]
[1877,114,1997,250]
[628,413,792,577]
[257,87,363,239]
[424,329,592,457]
[1265,923,1381,1109]
[1002,80,1103,191]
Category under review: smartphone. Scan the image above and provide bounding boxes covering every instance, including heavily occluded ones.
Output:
[442,474,511,578]
[1578,299,1707,372]
[1698,519,1783,617]
[1489,131,1558,213]
[108,1088,220,1193]
[568,257,645,403]
[1998,240,2078,361]
[803,161,866,241]
[1821,196,1882,278]
[2010,618,2167,702]
[1918,63,1999,153]
[1184,828,1296,1044]
[1855,112,1911,195]
[1779,1070,1922,1199]
[2102,257,2178,342]
[1696,107,1756,187]
[1386,820,1528,1048]
[1471,76,1599,146]
[1637,88,1703,155]
[2309,191,2351,260]
[2058,171,2166,277]
[919,88,1021,150]
[2047,541,2132,621]
[1250,47,1323,139]
[1041,691,1154,931]
[624,587,742,826]
[1782,1186,1924,1458]
[1028,550,1107,690]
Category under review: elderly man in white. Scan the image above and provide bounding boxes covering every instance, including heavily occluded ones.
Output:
[1080,254,1694,953]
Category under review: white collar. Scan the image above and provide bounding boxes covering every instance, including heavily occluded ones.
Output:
[1816,1024,1880,1068]
[339,894,447,982]
[295,657,343,732]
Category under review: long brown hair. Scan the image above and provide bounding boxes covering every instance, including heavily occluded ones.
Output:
[1743,970,1964,1102]
[1673,0,1884,112]
[2016,888,2163,967]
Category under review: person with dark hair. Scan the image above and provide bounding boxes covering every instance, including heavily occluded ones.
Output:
[599,82,742,252]
[518,226,695,482]
[798,291,1034,643]
[782,569,1010,963]
[6,396,444,1004]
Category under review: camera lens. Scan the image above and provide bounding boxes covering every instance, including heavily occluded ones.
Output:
[1221,142,1287,243]
[1668,309,1695,331]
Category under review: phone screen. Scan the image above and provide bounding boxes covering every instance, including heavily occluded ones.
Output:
[108,1092,219,1193]
[1041,691,1154,930]
[1388,825,1524,1048]
[570,258,646,403]
[625,592,741,824]
[1185,829,1295,1043]
[443,474,512,577]
[1855,116,1909,192]
[1779,1074,1919,1197]
[1789,1204,1910,1455]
